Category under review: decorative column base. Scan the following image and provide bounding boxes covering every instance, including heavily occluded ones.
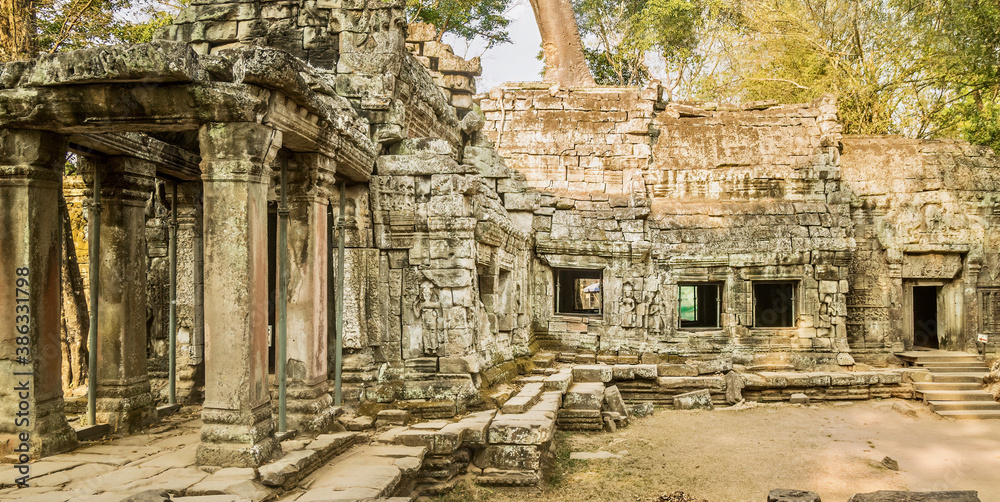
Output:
[30,397,79,457]
[95,380,157,433]
[197,402,279,467]
[282,383,338,433]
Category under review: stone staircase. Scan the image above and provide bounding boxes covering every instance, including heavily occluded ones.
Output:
[898,350,1000,419]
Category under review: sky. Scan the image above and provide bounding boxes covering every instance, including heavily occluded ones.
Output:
[439,0,545,93]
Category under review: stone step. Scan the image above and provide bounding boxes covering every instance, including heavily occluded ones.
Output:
[931,373,985,384]
[258,431,363,490]
[295,444,427,502]
[914,382,984,392]
[928,400,1000,412]
[935,409,1000,419]
[917,365,989,373]
[531,352,556,368]
[917,390,995,402]
[911,355,985,363]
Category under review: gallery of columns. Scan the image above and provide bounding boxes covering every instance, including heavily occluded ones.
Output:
[0,49,378,465]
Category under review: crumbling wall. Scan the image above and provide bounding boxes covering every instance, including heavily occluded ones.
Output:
[347,136,532,412]
[840,137,1000,357]
[480,85,854,367]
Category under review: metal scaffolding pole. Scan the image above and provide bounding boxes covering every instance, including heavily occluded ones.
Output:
[334,183,346,406]
[168,183,178,406]
[87,168,101,426]
[277,160,289,433]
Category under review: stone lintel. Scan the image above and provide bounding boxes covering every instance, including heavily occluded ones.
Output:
[0,83,269,134]
[70,132,201,182]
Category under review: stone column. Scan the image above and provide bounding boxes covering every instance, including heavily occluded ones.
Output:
[82,157,158,433]
[175,182,205,403]
[0,129,77,458]
[282,154,336,432]
[198,123,281,467]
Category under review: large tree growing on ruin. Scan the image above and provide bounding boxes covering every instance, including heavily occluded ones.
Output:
[529,0,595,86]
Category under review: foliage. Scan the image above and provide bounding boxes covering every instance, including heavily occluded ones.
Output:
[572,0,1000,149]
[405,0,513,49]
[0,0,184,62]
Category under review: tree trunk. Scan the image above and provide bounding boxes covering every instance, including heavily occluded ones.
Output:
[529,0,595,86]
[0,0,37,61]
[60,192,89,392]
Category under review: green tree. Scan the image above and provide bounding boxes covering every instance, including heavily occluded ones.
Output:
[406,0,514,49]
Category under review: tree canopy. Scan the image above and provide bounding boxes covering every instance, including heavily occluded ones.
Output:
[405,0,514,49]
[573,0,1000,151]
[0,0,180,61]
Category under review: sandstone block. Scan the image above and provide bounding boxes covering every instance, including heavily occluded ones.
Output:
[658,364,698,377]
[573,365,613,382]
[563,383,606,410]
[673,389,714,410]
[789,393,809,404]
[613,364,658,380]
[603,385,629,417]
[695,358,733,375]
[847,491,980,502]
[768,488,822,502]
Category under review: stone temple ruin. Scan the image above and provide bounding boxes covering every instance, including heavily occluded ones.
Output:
[1,0,999,498]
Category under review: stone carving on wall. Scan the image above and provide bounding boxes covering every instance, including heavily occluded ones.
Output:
[645,291,665,336]
[901,253,962,279]
[416,280,446,356]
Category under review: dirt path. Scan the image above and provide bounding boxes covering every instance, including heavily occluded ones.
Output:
[438,399,1000,502]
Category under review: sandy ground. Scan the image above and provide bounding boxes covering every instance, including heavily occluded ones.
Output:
[439,399,1000,502]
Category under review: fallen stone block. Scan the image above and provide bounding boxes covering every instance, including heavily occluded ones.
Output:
[673,389,714,410]
[573,365,613,383]
[847,491,980,502]
[725,371,745,404]
[630,402,655,417]
[789,393,809,404]
[475,468,541,486]
[563,382,606,410]
[768,488,822,502]
[603,385,629,417]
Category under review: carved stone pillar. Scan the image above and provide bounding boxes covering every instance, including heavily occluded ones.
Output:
[197,123,281,467]
[281,153,336,432]
[83,157,158,433]
[0,129,78,458]
[175,182,204,403]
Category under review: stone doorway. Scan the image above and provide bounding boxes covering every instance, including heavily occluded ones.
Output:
[912,286,940,349]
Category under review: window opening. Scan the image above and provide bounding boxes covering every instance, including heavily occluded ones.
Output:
[679,283,721,328]
[554,268,602,316]
[753,281,796,328]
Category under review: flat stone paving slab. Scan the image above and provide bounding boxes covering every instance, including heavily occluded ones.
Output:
[31,462,118,488]
[67,464,168,493]
[0,461,83,485]
[187,467,272,501]
[135,443,199,468]
[119,466,208,494]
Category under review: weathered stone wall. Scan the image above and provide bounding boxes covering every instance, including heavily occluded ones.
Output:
[840,136,1000,357]
[480,85,853,367]
[349,137,532,412]
[405,22,482,117]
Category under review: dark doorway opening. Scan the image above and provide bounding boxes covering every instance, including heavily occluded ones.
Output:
[913,286,939,349]
[267,208,277,373]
